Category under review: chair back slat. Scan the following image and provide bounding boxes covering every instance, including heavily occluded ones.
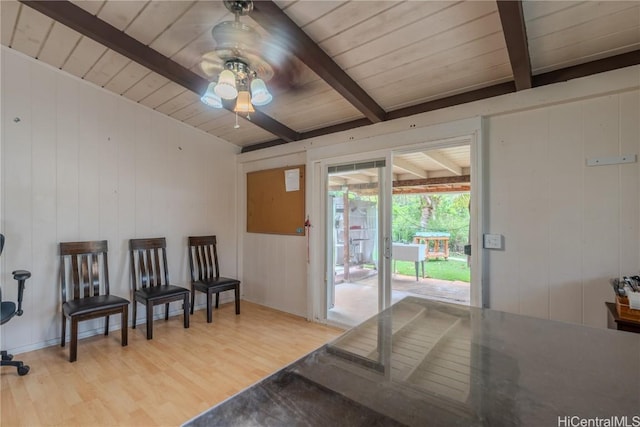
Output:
[80,254,90,298]
[153,248,162,287]
[71,254,81,299]
[103,250,110,295]
[193,245,203,281]
[200,246,209,280]
[188,236,220,282]
[137,250,148,287]
[91,253,100,296]
[129,238,169,290]
[212,241,220,279]
[59,256,67,303]
[59,240,110,302]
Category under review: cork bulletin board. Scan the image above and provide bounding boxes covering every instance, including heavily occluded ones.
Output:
[246,165,305,236]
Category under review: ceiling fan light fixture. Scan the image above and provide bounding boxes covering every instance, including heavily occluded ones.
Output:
[201,82,223,108]
[234,90,255,114]
[214,69,238,99]
[250,78,272,106]
[199,0,275,121]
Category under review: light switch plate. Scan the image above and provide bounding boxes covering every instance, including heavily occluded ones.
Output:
[484,233,503,249]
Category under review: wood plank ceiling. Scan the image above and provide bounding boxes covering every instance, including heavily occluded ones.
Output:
[2,0,639,156]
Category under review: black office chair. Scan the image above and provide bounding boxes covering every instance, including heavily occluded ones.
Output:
[0,233,31,376]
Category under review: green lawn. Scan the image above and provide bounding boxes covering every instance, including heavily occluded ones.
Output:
[394,258,470,282]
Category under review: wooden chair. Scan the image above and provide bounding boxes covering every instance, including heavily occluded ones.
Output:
[188,236,240,323]
[59,240,129,363]
[129,237,189,339]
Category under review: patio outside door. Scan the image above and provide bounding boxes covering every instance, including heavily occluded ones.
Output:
[326,158,391,327]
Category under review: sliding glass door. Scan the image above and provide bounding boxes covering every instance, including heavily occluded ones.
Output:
[310,117,484,329]
[325,158,391,326]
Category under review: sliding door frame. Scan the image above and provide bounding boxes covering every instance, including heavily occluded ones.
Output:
[306,117,485,323]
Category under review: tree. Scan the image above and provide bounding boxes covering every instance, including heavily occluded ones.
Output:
[427,193,470,252]
[392,194,423,242]
[386,192,472,252]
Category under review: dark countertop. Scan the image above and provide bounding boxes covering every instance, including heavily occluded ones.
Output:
[184,297,640,426]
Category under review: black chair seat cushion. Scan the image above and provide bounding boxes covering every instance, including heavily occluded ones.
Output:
[1,301,17,325]
[63,295,129,317]
[194,277,239,293]
[135,285,189,302]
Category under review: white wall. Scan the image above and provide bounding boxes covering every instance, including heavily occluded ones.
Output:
[237,152,308,317]
[1,48,240,354]
[238,66,640,329]
[486,92,640,327]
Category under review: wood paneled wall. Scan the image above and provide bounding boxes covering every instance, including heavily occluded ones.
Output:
[487,92,640,328]
[240,67,639,330]
[1,48,239,353]
[238,153,308,318]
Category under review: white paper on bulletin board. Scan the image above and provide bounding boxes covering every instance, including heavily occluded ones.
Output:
[285,168,300,192]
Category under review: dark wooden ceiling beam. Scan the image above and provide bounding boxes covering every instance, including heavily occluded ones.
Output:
[242,110,299,142]
[328,175,471,193]
[20,0,300,143]
[243,83,515,153]
[385,82,516,121]
[251,1,387,124]
[335,175,471,189]
[242,118,372,152]
[533,49,640,87]
[243,49,640,153]
[497,0,532,91]
[393,185,471,195]
[394,175,471,188]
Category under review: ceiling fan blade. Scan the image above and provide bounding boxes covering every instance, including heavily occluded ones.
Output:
[267,56,310,94]
[199,1,311,94]
[200,51,226,78]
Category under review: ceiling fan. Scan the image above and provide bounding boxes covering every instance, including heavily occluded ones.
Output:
[199,0,280,120]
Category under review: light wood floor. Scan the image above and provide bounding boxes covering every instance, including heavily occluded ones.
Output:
[1,302,343,426]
